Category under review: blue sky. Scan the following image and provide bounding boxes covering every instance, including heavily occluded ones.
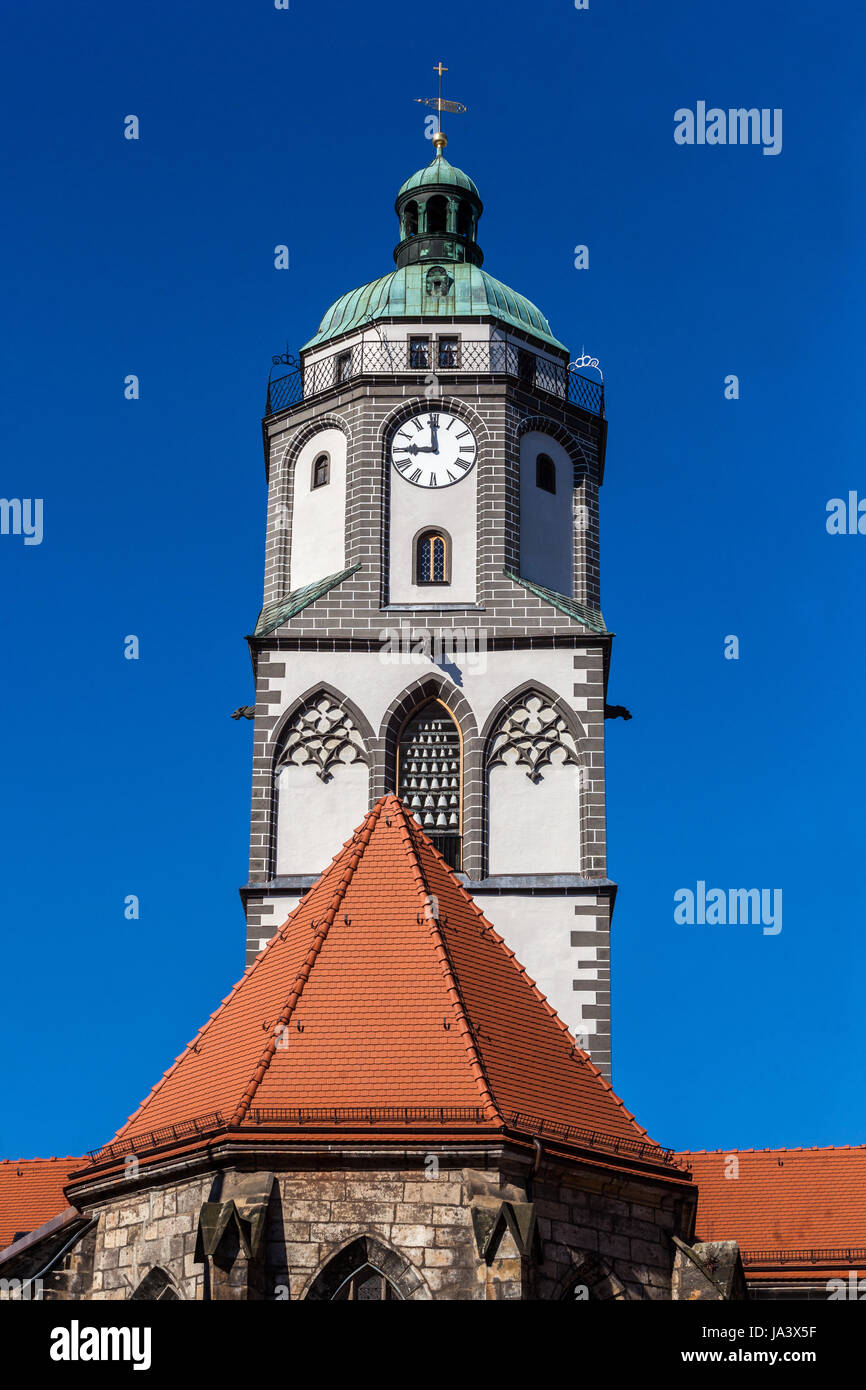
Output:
[1,0,864,1160]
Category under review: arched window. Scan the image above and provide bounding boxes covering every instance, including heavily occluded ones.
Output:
[425,194,448,234]
[332,1263,402,1301]
[456,199,473,237]
[312,452,330,489]
[398,700,461,867]
[415,530,449,585]
[305,1236,422,1300]
[536,453,556,494]
[403,200,419,237]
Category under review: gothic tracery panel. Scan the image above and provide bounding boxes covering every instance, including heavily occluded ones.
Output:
[277,694,368,782]
[487,692,580,783]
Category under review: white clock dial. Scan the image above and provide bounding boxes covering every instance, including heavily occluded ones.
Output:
[390,410,477,488]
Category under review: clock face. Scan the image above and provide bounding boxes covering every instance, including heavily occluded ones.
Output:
[390,410,477,488]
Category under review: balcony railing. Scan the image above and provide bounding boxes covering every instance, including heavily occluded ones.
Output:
[266,338,604,417]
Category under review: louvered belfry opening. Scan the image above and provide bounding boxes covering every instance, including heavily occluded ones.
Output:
[397,700,461,868]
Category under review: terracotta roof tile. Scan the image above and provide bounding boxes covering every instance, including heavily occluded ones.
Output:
[679,1146,866,1276]
[0,1157,81,1249]
[102,797,662,1167]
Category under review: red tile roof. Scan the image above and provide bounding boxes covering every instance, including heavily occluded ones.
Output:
[100,797,667,1171]
[0,1157,81,1250]
[679,1147,866,1278]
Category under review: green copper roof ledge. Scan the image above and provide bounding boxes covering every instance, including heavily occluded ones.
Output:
[252,565,361,638]
[504,571,608,635]
[303,263,567,352]
[397,154,480,199]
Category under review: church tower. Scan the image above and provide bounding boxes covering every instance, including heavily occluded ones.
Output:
[242,129,615,1077]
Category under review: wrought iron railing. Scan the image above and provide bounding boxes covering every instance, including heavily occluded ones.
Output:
[503,1111,680,1167]
[88,1112,227,1163]
[246,1105,485,1126]
[741,1246,866,1267]
[266,339,604,417]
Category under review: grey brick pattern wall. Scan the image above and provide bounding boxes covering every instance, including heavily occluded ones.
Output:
[572,894,613,1078]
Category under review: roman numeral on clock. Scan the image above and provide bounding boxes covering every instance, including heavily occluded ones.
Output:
[408,468,422,483]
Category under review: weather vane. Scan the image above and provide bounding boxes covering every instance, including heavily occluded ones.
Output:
[415,61,467,152]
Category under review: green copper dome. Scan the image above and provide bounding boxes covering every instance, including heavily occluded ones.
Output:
[301,147,566,354]
[302,264,567,352]
[397,154,480,199]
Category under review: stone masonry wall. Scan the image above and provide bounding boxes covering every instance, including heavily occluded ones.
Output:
[51,1149,691,1302]
[533,1166,696,1301]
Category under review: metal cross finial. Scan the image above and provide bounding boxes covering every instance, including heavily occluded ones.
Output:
[414,60,466,152]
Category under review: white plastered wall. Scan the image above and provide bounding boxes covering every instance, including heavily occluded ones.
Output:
[488,758,581,873]
[479,893,601,1049]
[260,647,590,740]
[519,430,574,595]
[275,761,368,874]
[388,463,477,603]
[290,427,347,590]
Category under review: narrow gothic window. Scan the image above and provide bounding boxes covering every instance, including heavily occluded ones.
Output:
[312,453,330,489]
[416,530,448,584]
[518,348,535,387]
[404,200,419,237]
[410,336,430,369]
[536,453,556,494]
[397,701,461,868]
[456,199,472,237]
[336,350,352,383]
[331,1264,401,1300]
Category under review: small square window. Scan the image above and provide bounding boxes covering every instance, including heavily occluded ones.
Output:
[437,336,459,369]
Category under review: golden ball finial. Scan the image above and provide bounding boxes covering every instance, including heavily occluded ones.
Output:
[432,129,448,155]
